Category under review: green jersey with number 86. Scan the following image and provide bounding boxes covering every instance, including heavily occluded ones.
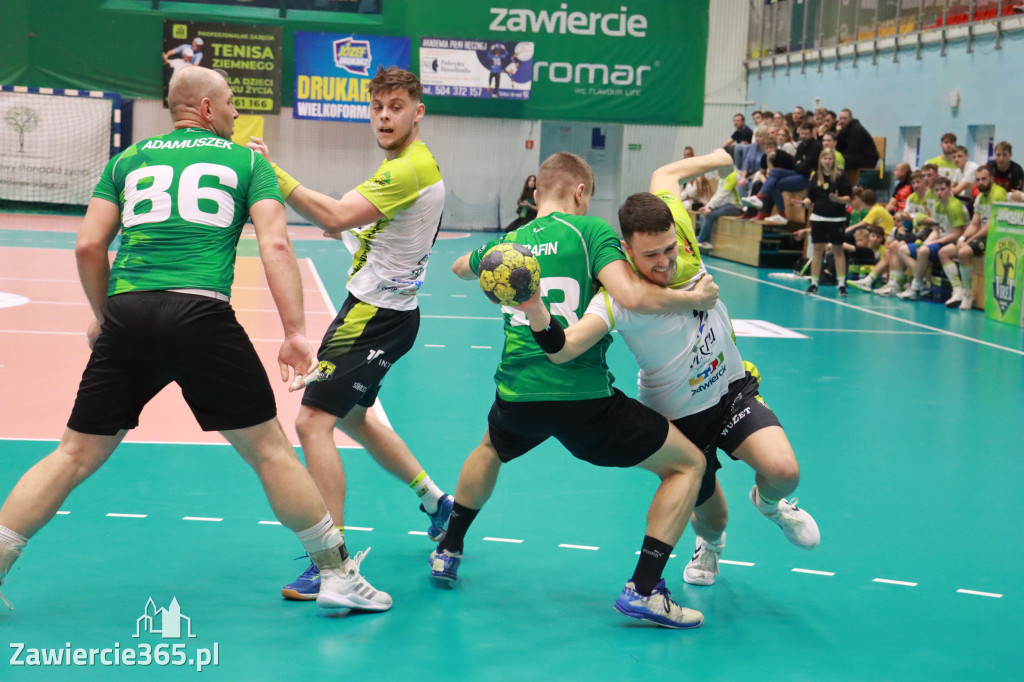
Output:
[93,127,283,297]
[469,212,626,401]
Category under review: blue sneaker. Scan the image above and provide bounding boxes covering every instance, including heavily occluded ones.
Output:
[428,548,461,582]
[421,494,454,542]
[614,579,703,629]
[281,559,319,601]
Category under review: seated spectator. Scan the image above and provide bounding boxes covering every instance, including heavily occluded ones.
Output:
[951,145,978,215]
[741,140,806,223]
[737,124,768,197]
[836,108,879,171]
[722,114,753,168]
[683,145,695,158]
[794,122,822,178]
[846,189,895,239]
[680,172,716,211]
[775,126,798,156]
[886,162,913,214]
[868,171,935,295]
[832,225,883,283]
[794,148,852,295]
[695,167,743,249]
[772,111,788,133]
[821,132,845,171]
[815,109,838,139]
[987,141,1024,196]
[939,165,1007,310]
[752,110,764,127]
[926,133,959,180]
[847,187,869,228]
[504,174,537,232]
[896,176,967,301]
[788,105,806,131]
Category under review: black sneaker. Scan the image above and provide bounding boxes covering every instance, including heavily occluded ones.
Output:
[838,284,848,297]
[805,283,819,294]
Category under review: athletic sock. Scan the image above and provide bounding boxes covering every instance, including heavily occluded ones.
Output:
[409,470,443,513]
[838,276,846,287]
[862,273,875,285]
[959,263,973,288]
[437,502,479,555]
[755,487,780,513]
[942,262,962,289]
[296,512,347,561]
[0,526,27,550]
[810,277,819,286]
[631,536,674,595]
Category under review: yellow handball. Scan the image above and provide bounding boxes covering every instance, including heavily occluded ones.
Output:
[477,242,541,305]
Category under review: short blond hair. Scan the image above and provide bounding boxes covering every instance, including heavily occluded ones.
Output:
[537,152,594,203]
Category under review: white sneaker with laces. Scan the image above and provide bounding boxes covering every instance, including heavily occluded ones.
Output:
[683,533,725,586]
[750,486,820,548]
[945,286,964,308]
[741,195,764,210]
[316,547,393,611]
[896,286,920,300]
[875,281,899,296]
[764,214,789,224]
[851,277,874,292]
[959,292,974,310]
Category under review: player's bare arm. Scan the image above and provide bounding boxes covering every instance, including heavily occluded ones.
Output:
[597,260,718,314]
[452,252,476,280]
[247,136,384,234]
[74,197,122,347]
[649,149,733,197]
[516,292,609,365]
[250,197,316,383]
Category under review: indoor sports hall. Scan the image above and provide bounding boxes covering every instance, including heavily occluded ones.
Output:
[2,1,1023,680]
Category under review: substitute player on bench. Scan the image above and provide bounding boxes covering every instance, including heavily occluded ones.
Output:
[0,66,381,613]
[518,149,820,587]
[248,67,452,602]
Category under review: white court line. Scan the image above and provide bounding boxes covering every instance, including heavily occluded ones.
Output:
[560,544,599,551]
[259,520,282,525]
[789,328,941,335]
[792,568,834,576]
[471,345,492,349]
[408,531,428,536]
[106,513,147,519]
[450,294,467,298]
[957,589,1003,598]
[720,559,755,566]
[183,516,223,522]
[873,578,917,587]
[484,537,523,543]
[421,314,502,321]
[345,526,373,532]
[424,344,446,348]
[706,263,1024,357]
[56,511,70,516]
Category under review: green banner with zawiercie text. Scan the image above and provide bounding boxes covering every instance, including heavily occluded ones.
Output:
[406,1,709,126]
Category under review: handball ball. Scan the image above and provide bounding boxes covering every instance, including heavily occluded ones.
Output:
[477,243,541,305]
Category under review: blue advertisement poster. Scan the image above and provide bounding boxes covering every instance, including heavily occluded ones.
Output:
[293,32,410,122]
[420,38,533,100]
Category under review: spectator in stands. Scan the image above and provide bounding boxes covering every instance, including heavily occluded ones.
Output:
[940,165,1006,310]
[723,114,753,168]
[847,187,868,228]
[795,148,852,295]
[504,175,537,232]
[886,162,913,214]
[789,105,806,131]
[815,109,838,139]
[680,173,715,211]
[821,132,845,171]
[926,133,959,180]
[794,122,822,179]
[846,189,894,238]
[696,168,743,249]
[683,146,695,159]
[896,176,967,301]
[752,111,764,127]
[835,108,879,172]
[737,125,768,197]
[951,145,978,214]
[772,112,787,133]
[987,141,1024,195]
[741,139,806,223]
[775,126,798,156]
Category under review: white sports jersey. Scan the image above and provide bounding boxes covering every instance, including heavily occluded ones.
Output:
[585,294,745,420]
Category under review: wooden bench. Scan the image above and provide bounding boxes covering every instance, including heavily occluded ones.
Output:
[711,216,804,267]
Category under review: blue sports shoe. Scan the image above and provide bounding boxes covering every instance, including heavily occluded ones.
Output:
[613,579,703,629]
[421,494,454,542]
[281,559,319,601]
[428,548,461,582]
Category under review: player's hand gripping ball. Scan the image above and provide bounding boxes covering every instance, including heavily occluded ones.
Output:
[477,242,541,305]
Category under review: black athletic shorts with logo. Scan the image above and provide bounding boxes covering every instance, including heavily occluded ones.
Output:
[67,291,276,436]
[301,293,419,419]
[487,388,670,468]
[671,372,781,506]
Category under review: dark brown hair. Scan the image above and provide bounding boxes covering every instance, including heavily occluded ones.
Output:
[618,192,673,242]
[368,66,423,101]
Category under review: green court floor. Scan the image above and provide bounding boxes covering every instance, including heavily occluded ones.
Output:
[1,230,1022,680]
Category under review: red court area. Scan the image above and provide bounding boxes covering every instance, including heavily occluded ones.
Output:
[0,245,363,448]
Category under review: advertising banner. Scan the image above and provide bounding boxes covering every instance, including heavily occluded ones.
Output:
[162,20,282,114]
[293,32,411,122]
[985,202,1024,326]
[405,0,709,125]
[420,38,534,101]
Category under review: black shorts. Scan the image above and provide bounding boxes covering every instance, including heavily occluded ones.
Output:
[67,292,276,436]
[670,372,781,506]
[487,389,669,468]
[966,238,986,256]
[810,219,847,245]
[301,294,419,419]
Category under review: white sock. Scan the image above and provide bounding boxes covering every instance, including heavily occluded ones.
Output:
[942,262,962,289]
[409,471,443,513]
[960,263,973,288]
[754,487,780,514]
[0,526,27,550]
[296,513,343,555]
[838,277,847,286]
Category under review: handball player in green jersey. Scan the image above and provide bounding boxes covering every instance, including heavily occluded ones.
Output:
[0,66,385,614]
[434,151,721,629]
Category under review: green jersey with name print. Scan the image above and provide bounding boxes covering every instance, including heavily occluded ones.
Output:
[342,140,444,312]
[93,127,282,297]
[469,213,626,401]
[932,196,966,236]
[975,185,1009,229]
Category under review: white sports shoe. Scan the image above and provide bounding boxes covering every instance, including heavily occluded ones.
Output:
[945,286,964,308]
[850,277,874,292]
[750,486,820,548]
[959,292,975,310]
[875,281,899,296]
[317,547,393,611]
[741,194,764,210]
[0,543,23,610]
[896,286,920,300]
[763,214,789,225]
[683,533,725,586]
